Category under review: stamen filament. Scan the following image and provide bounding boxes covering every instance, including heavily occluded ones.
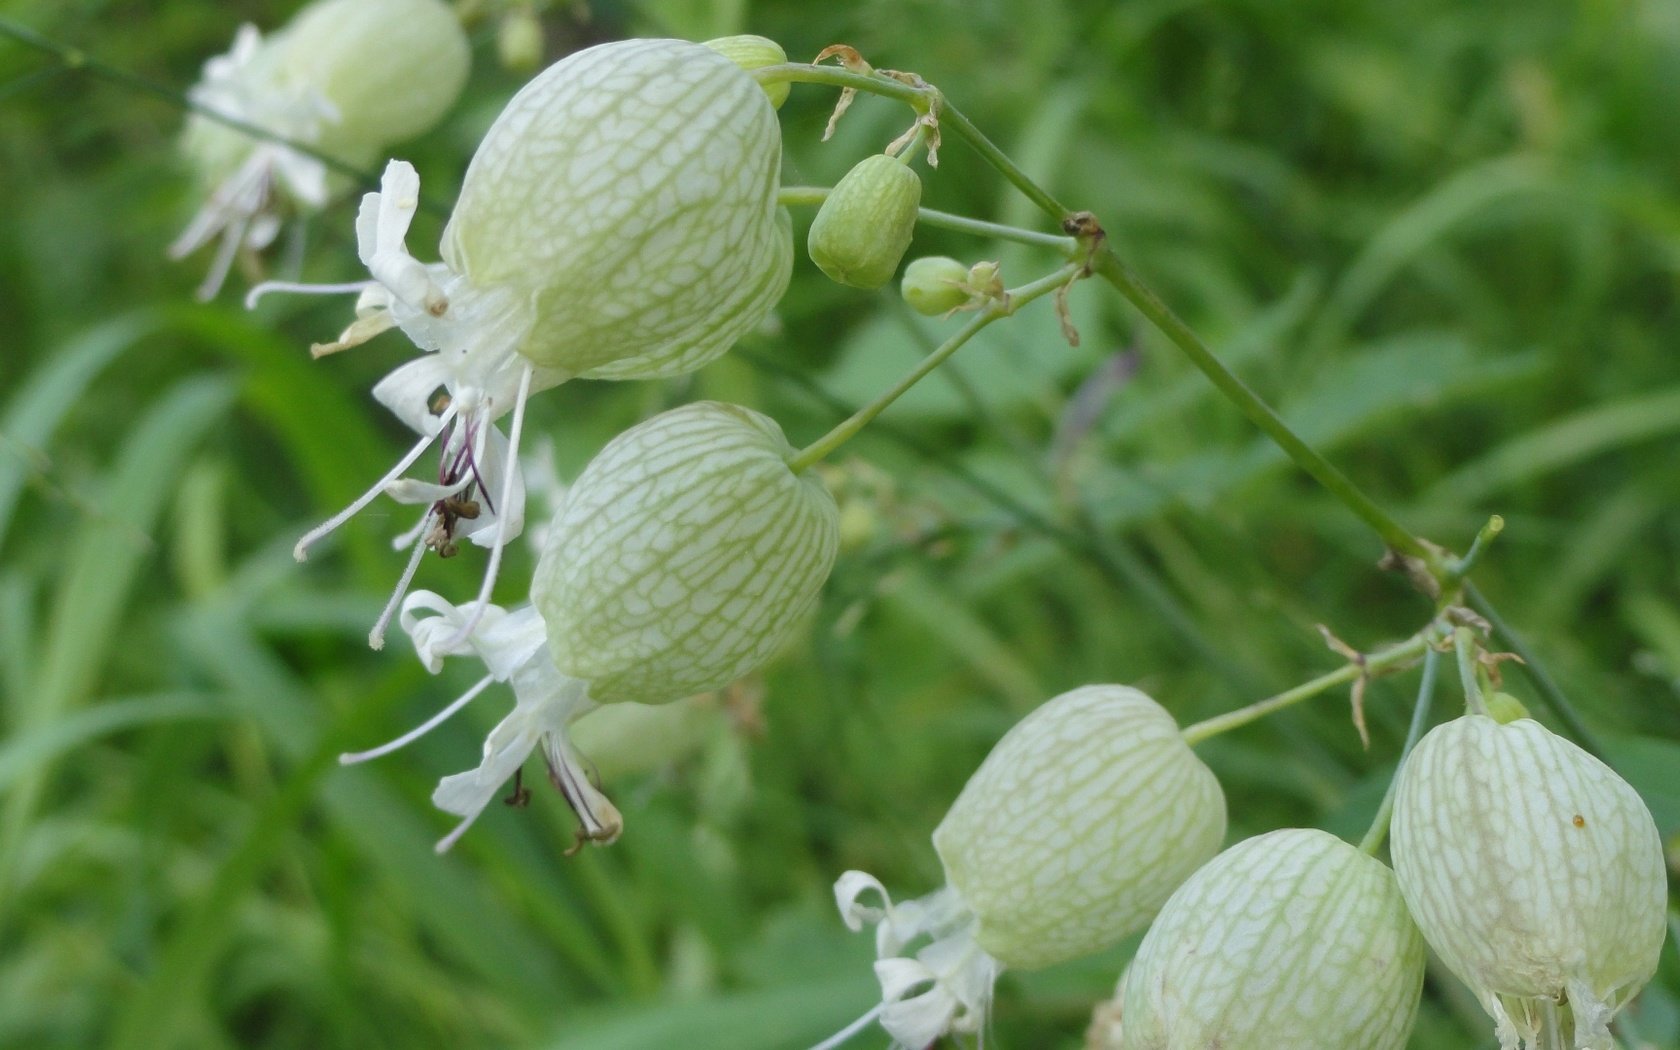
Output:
[810,1003,885,1050]
[369,509,435,650]
[246,278,377,309]
[432,364,533,651]
[338,673,494,764]
[293,404,456,561]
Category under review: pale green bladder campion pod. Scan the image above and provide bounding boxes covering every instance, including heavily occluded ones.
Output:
[275,38,795,654]
[441,37,793,379]
[174,0,469,299]
[1103,828,1425,1050]
[808,153,923,289]
[532,401,839,707]
[1390,715,1666,1050]
[829,685,1227,1049]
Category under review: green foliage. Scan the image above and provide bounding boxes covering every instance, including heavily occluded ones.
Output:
[1,0,1677,1047]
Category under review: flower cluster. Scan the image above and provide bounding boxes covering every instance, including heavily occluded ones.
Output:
[170,20,1668,1048]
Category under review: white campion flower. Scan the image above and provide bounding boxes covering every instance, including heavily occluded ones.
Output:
[821,685,1228,1050]
[256,37,793,654]
[172,0,468,300]
[340,590,619,854]
[343,401,837,850]
[1390,714,1667,1050]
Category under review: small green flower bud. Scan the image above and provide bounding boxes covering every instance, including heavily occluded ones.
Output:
[532,402,839,707]
[831,686,1226,1048]
[1391,715,1666,1050]
[900,255,971,315]
[496,7,545,73]
[808,154,922,289]
[1484,690,1530,724]
[1107,828,1425,1050]
[702,34,789,109]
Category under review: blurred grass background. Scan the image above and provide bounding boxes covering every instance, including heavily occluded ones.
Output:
[2,0,1679,1047]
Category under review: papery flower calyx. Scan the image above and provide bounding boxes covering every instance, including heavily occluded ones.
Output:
[1390,714,1667,1050]
[828,685,1227,1049]
[173,0,468,299]
[532,401,839,706]
[270,37,795,651]
[1101,828,1425,1050]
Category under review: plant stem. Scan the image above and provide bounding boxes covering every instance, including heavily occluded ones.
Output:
[752,63,1073,223]
[1453,626,1486,715]
[787,264,1081,473]
[1465,581,1604,758]
[1358,646,1439,855]
[1088,248,1440,571]
[1180,626,1435,746]
[777,187,1076,250]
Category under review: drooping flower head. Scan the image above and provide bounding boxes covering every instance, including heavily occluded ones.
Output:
[172,0,469,299]
[1390,714,1666,1050]
[1100,828,1426,1050]
[825,685,1227,1049]
[263,37,795,652]
[340,401,837,851]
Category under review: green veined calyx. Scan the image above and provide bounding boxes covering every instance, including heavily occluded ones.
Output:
[822,685,1226,1049]
[900,255,980,316]
[257,38,795,656]
[1099,828,1426,1050]
[702,34,791,108]
[172,0,469,300]
[808,153,923,289]
[339,402,838,852]
[1390,714,1666,1050]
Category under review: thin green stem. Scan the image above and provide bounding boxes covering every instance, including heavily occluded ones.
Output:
[1465,581,1605,758]
[1454,627,1486,715]
[1090,247,1441,572]
[1180,626,1435,746]
[0,17,417,207]
[777,187,1076,250]
[1358,646,1439,855]
[751,62,928,107]
[935,100,1072,223]
[1445,514,1504,583]
[787,264,1081,473]
[752,62,1072,222]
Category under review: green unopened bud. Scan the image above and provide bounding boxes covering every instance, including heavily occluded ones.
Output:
[832,685,1226,1048]
[1105,828,1425,1050]
[808,154,922,289]
[1484,690,1530,724]
[702,34,789,109]
[532,402,839,707]
[900,255,971,315]
[496,7,544,73]
[1391,715,1666,1050]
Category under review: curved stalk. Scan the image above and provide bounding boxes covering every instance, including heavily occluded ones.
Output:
[778,186,1076,250]
[788,264,1082,473]
[1180,626,1436,746]
[1358,646,1439,855]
